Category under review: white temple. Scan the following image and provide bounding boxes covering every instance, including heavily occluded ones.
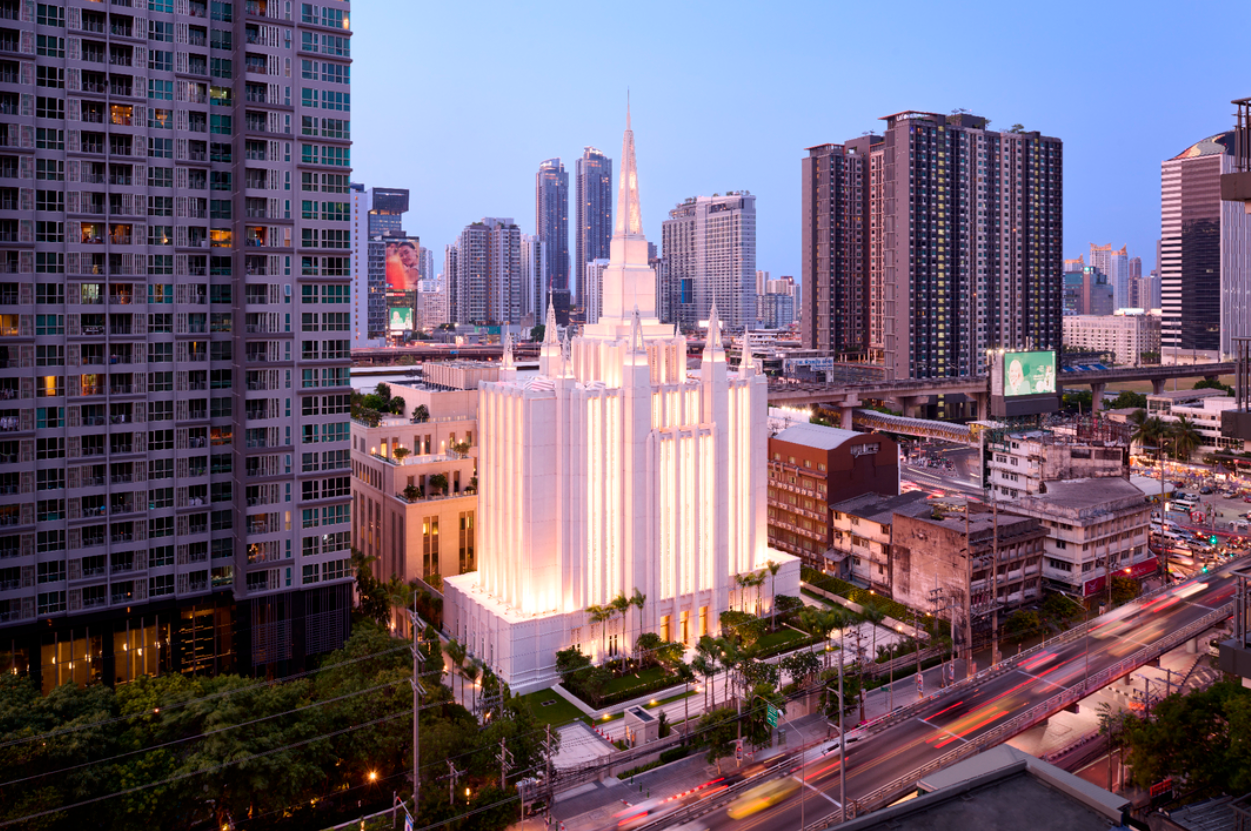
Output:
[443,109,800,693]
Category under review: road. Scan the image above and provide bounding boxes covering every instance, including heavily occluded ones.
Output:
[686,566,1236,831]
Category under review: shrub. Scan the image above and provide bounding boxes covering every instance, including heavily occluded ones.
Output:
[720,610,765,646]
[659,746,691,764]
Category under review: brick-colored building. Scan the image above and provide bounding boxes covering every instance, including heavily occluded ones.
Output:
[766,422,898,568]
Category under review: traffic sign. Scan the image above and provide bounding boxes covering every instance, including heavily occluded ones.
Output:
[766,704,779,728]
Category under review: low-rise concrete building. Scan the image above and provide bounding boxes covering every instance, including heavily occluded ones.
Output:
[891,506,1046,649]
[766,423,899,568]
[1147,388,1245,455]
[350,379,479,589]
[1008,478,1154,597]
[829,491,929,589]
[987,430,1128,500]
[1062,310,1160,366]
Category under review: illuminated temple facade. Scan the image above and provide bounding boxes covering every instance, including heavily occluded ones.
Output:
[443,111,799,692]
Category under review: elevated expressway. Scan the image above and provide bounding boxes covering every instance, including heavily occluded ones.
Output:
[645,564,1236,830]
[766,362,1235,427]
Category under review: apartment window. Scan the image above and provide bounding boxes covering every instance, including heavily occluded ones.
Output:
[37,4,65,26]
[36,66,63,88]
[148,137,172,158]
[149,20,173,41]
[37,591,65,615]
[35,345,62,366]
[37,531,65,554]
[37,159,64,181]
[149,50,173,72]
[36,222,64,243]
[210,114,232,135]
[37,36,64,58]
[36,97,64,120]
[148,167,173,188]
[36,315,63,336]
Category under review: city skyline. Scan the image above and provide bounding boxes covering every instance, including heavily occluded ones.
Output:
[349,0,1251,287]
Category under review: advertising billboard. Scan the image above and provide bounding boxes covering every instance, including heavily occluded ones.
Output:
[389,306,413,333]
[384,237,422,294]
[1002,350,1056,397]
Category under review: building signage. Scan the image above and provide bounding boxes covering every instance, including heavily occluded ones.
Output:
[850,443,881,458]
[1001,350,1056,398]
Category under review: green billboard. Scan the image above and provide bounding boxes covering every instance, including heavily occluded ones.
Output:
[1002,350,1056,397]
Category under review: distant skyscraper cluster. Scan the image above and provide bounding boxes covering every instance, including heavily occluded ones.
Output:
[535,159,569,318]
[661,193,758,333]
[576,148,614,304]
[449,218,522,326]
[801,112,1063,380]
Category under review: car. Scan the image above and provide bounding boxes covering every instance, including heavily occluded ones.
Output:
[1200,487,1214,495]
[726,779,801,819]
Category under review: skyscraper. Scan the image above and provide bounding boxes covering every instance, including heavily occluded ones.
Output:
[519,233,545,323]
[583,258,610,325]
[575,147,612,301]
[452,218,521,325]
[534,159,568,310]
[445,110,798,692]
[0,0,355,690]
[801,139,875,357]
[1089,244,1129,310]
[349,185,410,345]
[802,112,1063,380]
[1160,133,1241,357]
[662,193,758,333]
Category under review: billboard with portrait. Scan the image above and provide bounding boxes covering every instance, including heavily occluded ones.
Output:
[384,236,422,294]
[389,306,413,333]
[1001,350,1056,398]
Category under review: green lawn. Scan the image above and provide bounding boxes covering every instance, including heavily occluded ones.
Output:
[647,689,694,708]
[601,665,672,696]
[514,689,587,729]
[756,627,811,652]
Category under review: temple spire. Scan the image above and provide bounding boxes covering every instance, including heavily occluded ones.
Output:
[502,326,515,369]
[630,306,643,354]
[707,302,723,352]
[543,299,557,343]
[614,95,642,238]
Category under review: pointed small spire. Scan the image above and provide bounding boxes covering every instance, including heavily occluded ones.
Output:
[614,96,642,238]
[707,302,723,351]
[630,305,643,353]
[543,299,558,343]
[502,326,515,368]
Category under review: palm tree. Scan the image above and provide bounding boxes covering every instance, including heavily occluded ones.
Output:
[382,574,413,633]
[464,660,481,715]
[674,662,696,742]
[1169,415,1202,463]
[734,574,751,613]
[609,592,631,664]
[766,560,781,629]
[691,654,716,709]
[629,589,647,666]
[800,607,838,669]
[585,604,613,665]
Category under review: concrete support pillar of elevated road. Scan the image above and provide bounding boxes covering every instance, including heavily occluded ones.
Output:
[1091,383,1105,414]
[895,395,924,419]
[971,392,989,420]
[1153,378,1166,395]
[841,399,859,430]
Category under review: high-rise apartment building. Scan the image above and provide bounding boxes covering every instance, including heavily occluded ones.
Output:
[534,158,567,312]
[519,233,544,323]
[803,112,1063,380]
[0,0,355,690]
[575,147,611,301]
[1161,132,1251,359]
[348,185,408,345]
[582,257,609,325]
[1089,244,1128,311]
[661,192,757,333]
[452,218,521,325]
[800,138,875,357]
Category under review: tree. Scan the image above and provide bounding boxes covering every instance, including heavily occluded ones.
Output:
[444,639,467,702]
[693,707,739,773]
[353,550,392,627]
[1123,681,1251,796]
[427,472,449,496]
[1111,575,1141,606]
[691,654,717,710]
[635,632,664,669]
[673,662,696,740]
[1129,410,1168,460]
[530,324,545,342]
[1109,390,1147,410]
[773,594,804,626]
[1009,123,1025,132]
[1170,415,1202,462]
[1194,378,1234,396]
[609,593,631,663]
[629,589,647,665]
[781,649,821,690]
[392,445,411,463]
[403,483,422,501]
[1005,609,1042,639]
[858,602,886,719]
[375,382,392,401]
[412,404,430,423]
[585,604,613,665]
[766,560,781,629]
[744,683,786,750]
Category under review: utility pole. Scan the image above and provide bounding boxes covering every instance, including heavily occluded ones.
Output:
[543,724,554,826]
[410,596,424,812]
[446,761,465,806]
[991,495,1000,667]
[853,627,866,723]
[838,651,846,822]
[497,737,513,791]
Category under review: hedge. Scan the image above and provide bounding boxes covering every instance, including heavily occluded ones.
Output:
[565,672,684,710]
[801,566,934,630]
[659,746,691,764]
[755,632,825,660]
[618,759,665,779]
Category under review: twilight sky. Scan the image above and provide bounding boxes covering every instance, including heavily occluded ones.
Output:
[350,0,1251,296]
